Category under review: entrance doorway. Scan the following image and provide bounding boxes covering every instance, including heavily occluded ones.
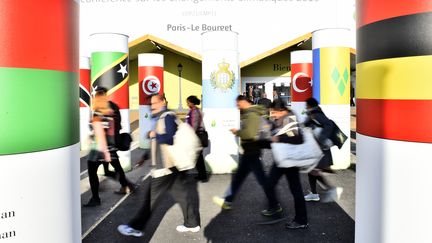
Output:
[245,83,265,104]
[242,77,291,105]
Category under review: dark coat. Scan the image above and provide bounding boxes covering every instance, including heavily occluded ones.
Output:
[304,107,334,169]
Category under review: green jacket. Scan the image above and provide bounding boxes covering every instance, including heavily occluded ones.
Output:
[236,105,267,153]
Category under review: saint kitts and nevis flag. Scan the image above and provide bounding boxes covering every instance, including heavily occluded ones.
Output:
[80,57,91,109]
[90,52,129,109]
[90,33,131,170]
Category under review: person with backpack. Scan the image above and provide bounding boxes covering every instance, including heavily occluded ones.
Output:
[83,88,134,207]
[303,97,339,202]
[212,95,272,210]
[95,87,134,195]
[260,99,309,229]
[117,94,201,237]
[186,95,208,182]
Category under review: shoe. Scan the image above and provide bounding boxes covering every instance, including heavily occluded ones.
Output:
[176,225,201,233]
[212,196,232,210]
[114,186,131,195]
[336,187,344,200]
[322,187,341,203]
[285,221,309,229]
[261,204,283,217]
[304,192,320,202]
[114,183,136,195]
[117,225,143,237]
[83,197,101,207]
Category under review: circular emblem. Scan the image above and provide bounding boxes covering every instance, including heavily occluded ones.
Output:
[210,61,235,91]
[142,75,161,95]
[292,72,312,93]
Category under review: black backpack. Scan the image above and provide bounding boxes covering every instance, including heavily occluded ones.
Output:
[109,101,132,151]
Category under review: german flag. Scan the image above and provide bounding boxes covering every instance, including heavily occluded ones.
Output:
[357,0,432,143]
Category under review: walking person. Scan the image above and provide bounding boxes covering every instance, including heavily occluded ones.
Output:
[186,95,208,182]
[117,94,201,237]
[83,88,134,207]
[212,95,270,210]
[98,87,134,192]
[303,97,339,202]
[257,93,272,110]
[261,99,309,229]
[252,85,262,104]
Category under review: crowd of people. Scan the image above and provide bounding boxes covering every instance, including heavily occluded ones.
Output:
[83,87,343,238]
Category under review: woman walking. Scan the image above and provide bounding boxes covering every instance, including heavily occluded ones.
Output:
[303,97,338,202]
[83,88,133,207]
[262,99,309,229]
[186,95,208,182]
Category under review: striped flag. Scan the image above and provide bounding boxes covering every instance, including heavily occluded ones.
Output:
[356,1,432,242]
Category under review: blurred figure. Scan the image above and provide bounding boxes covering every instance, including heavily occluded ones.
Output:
[186,95,208,182]
[248,85,254,101]
[261,99,308,229]
[212,95,270,210]
[117,94,201,238]
[252,85,262,104]
[273,90,279,100]
[257,93,272,110]
[303,97,338,202]
[350,87,356,107]
[83,88,133,207]
[96,87,134,192]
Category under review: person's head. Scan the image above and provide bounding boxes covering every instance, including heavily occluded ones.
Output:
[305,97,319,109]
[186,95,200,109]
[261,93,267,98]
[150,93,167,114]
[236,95,252,110]
[94,86,108,95]
[270,99,289,119]
[92,87,111,115]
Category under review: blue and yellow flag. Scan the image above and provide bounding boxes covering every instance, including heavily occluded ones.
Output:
[313,47,350,105]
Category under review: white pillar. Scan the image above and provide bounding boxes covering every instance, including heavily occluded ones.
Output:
[312,28,351,170]
[90,33,131,171]
[202,31,240,173]
[356,2,432,242]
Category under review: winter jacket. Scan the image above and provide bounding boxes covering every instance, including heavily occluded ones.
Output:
[303,107,335,146]
[151,109,178,177]
[236,105,267,154]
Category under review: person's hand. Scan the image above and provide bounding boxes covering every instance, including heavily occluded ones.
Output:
[230,128,237,134]
[149,131,156,138]
[271,136,279,142]
[104,150,111,162]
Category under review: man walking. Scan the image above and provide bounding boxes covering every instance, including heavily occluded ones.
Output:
[117,94,201,237]
[213,95,271,210]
